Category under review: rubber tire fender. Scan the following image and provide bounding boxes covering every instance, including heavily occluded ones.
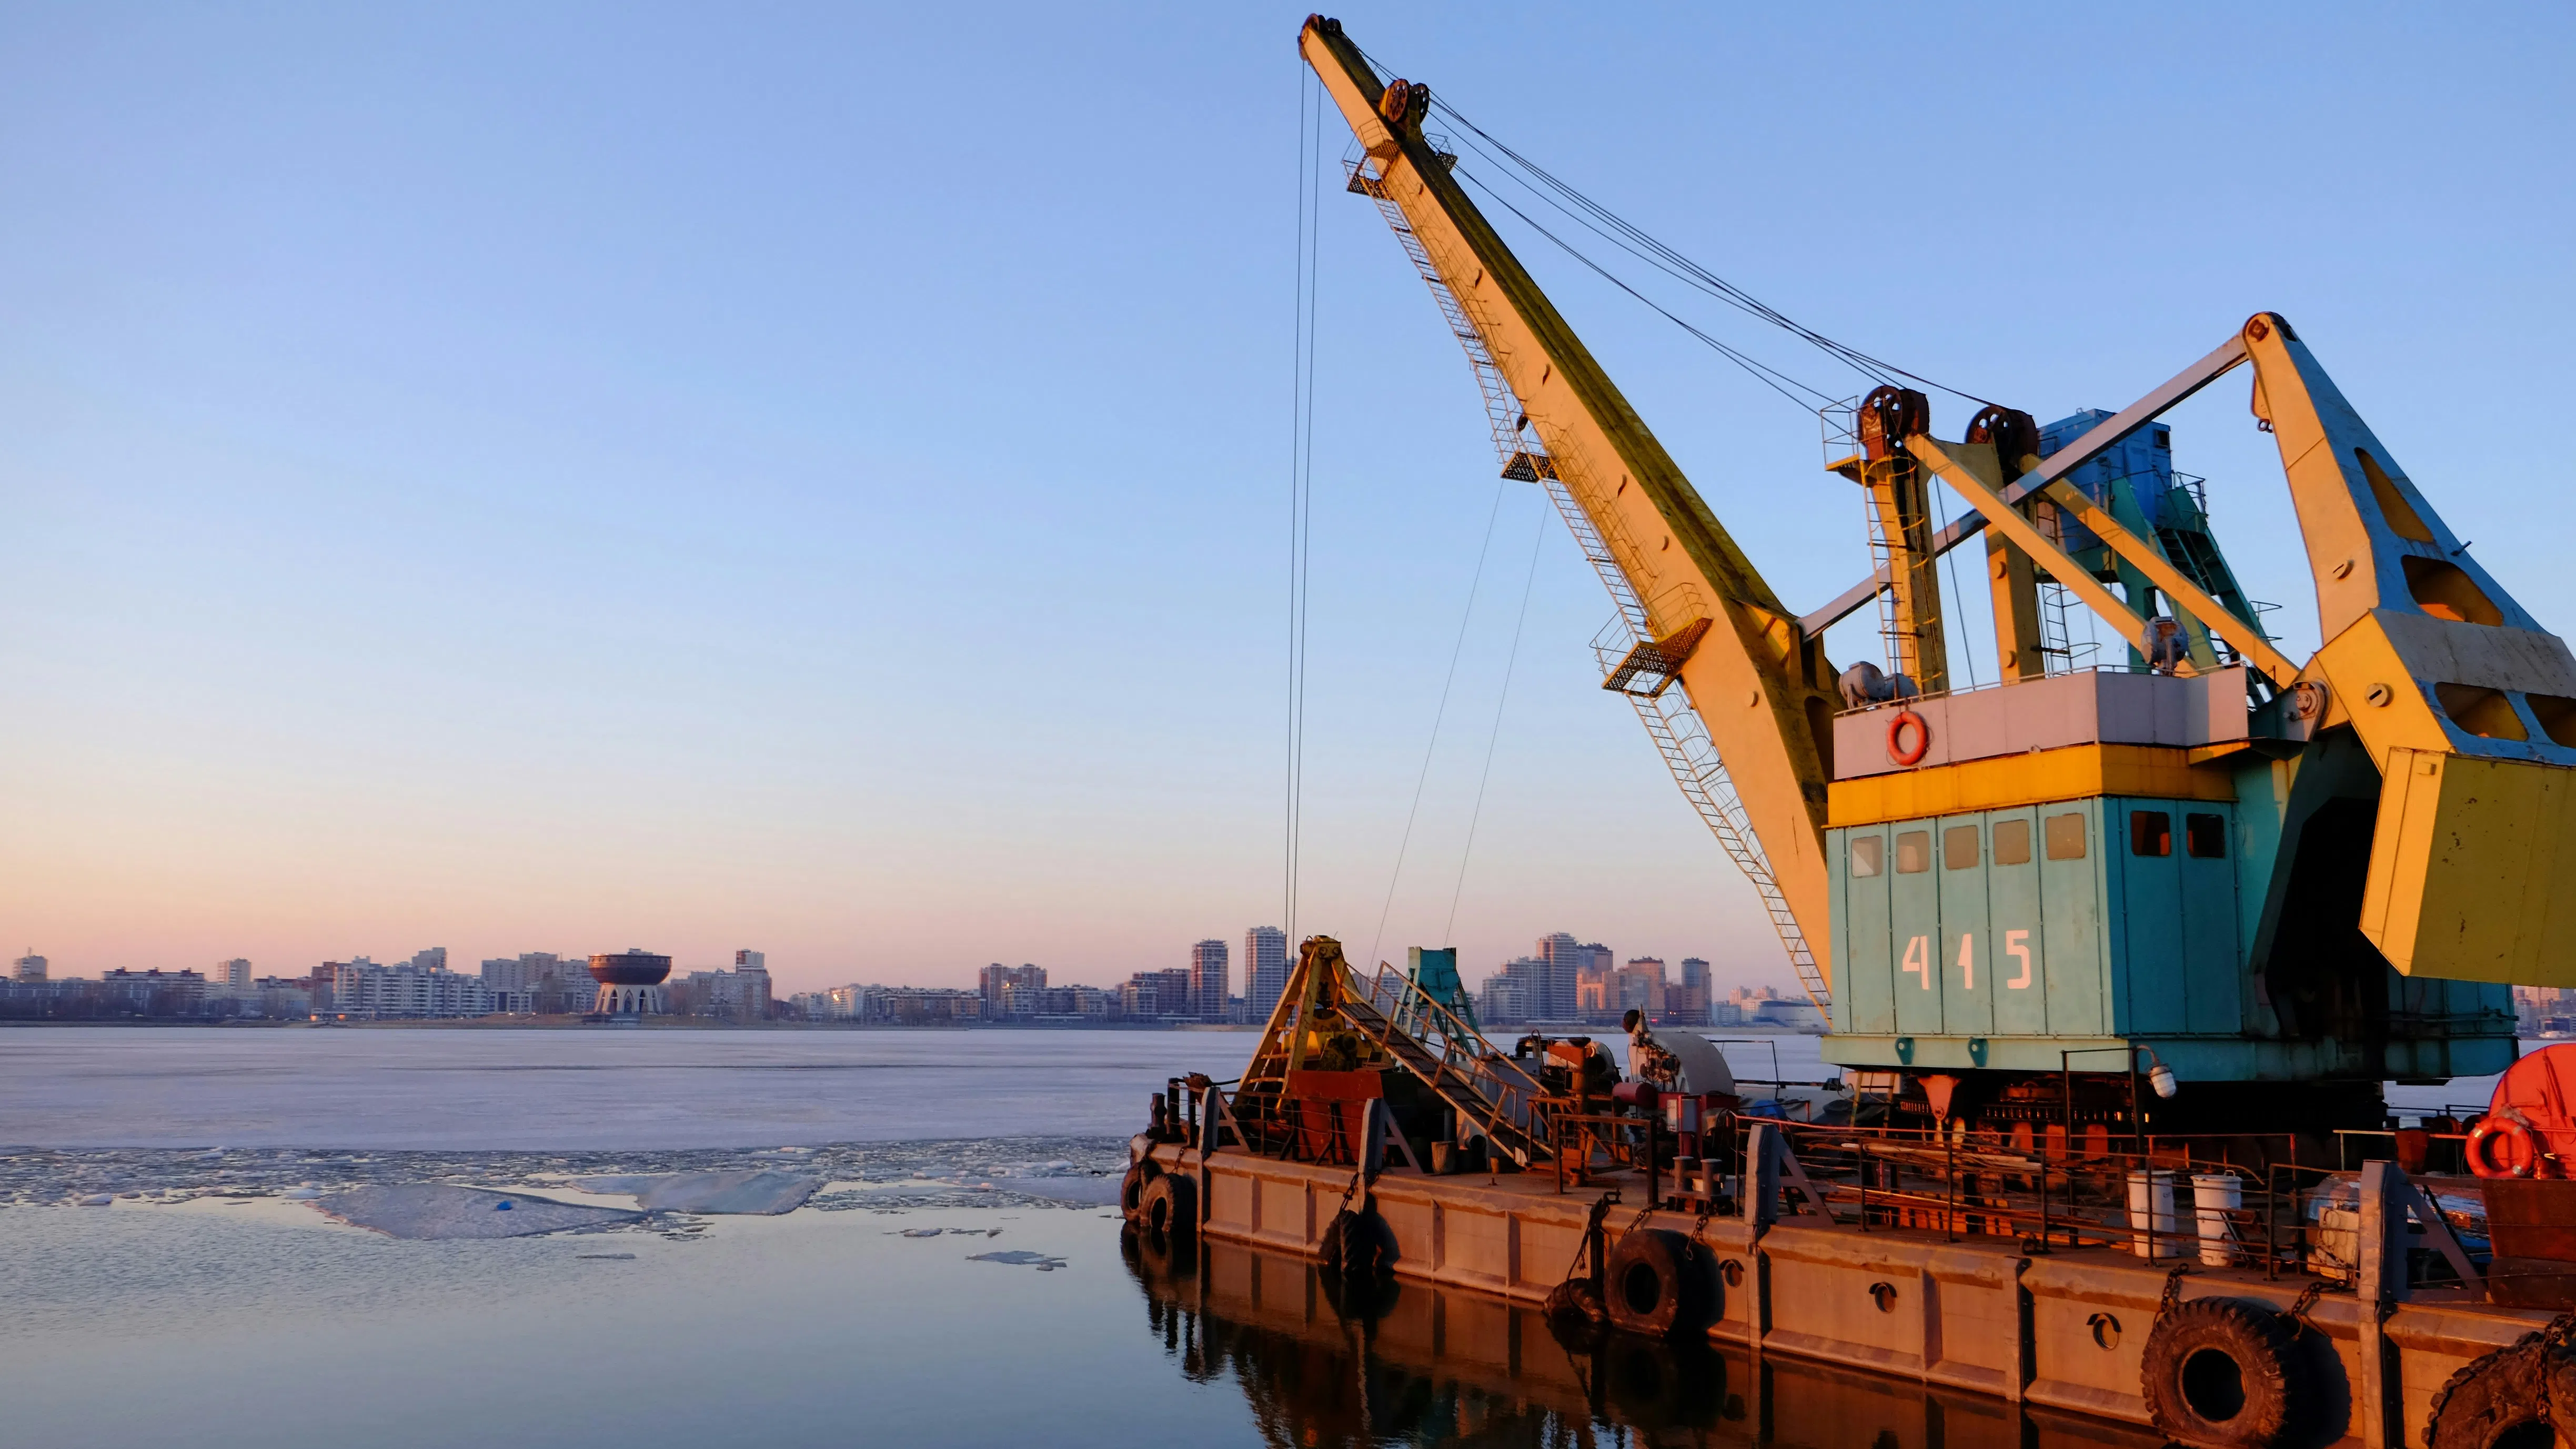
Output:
[1319,1206,1396,1279]
[2424,1335,2576,1449]
[1119,1164,1153,1225]
[2138,1297,2308,1449]
[1136,1172,1196,1240]
[1603,1229,1712,1339]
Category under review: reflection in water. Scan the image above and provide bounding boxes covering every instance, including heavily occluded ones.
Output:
[1121,1231,2159,1448]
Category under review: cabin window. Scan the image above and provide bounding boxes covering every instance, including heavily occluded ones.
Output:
[1895,830,1931,874]
[2186,813,2227,859]
[1849,836,1884,878]
[2130,811,2173,857]
[2045,813,2088,860]
[1992,819,2032,866]
[1944,825,1980,870]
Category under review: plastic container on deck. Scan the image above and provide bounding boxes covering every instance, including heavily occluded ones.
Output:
[2127,1170,2185,1259]
[2192,1172,2242,1267]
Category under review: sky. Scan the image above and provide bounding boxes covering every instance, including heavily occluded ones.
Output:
[2,3,2570,996]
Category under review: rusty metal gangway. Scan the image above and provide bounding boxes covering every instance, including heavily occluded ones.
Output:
[1342,962,1553,1166]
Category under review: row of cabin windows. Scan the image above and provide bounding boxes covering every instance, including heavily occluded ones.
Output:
[1848,810,2225,878]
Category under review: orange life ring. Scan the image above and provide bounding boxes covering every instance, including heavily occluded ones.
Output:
[2469,1117,2538,1179]
[1887,709,1930,766]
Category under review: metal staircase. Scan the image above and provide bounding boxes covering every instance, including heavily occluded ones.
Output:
[1348,156,1832,1016]
[1342,961,1551,1165]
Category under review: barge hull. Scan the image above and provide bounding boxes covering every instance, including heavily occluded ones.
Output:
[1161,1143,2553,1447]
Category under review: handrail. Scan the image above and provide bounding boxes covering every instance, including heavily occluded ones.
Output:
[1337,962,1552,1163]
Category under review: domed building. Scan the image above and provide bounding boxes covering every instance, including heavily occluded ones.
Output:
[588,950,671,1017]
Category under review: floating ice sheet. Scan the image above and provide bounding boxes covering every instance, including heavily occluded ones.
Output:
[966,1250,1067,1270]
[0,1135,1126,1213]
[317,1184,640,1240]
[577,1170,819,1215]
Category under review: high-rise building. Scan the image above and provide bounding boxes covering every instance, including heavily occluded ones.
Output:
[208,958,253,996]
[1244,927,1289,1020]
[1536,933,1588,1021]
[1618,958,1667,1019]
[1483,955,1548,1024]
[1674,957,1712,1024]
[14,952,49,983]
[408,947,447,973]
[978,964,1046,1014]
[1123,968,1194,1019]
[1189,939,1229,1021]
[732,950,771,1018]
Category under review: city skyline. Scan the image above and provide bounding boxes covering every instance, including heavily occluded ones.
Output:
[5,9,2564,994]
[6,922,1801,1001]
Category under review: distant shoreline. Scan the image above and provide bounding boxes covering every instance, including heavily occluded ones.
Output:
[0,1017,1265,1031]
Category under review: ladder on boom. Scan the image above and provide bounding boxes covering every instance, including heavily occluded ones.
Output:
[1347,156,1832,1014]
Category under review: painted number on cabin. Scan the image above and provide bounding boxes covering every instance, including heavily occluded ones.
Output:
[1906,931,2035,991]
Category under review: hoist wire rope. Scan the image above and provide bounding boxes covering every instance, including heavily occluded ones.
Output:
[1445,500,1549,948]
[1424,92,1997,409]
[1444,136,1847,403]
[1285,65,1325,945]
[1365,475,1513,974]
[1455,168,1829,414]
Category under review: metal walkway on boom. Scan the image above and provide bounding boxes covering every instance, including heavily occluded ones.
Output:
[1344,155,1832,1014]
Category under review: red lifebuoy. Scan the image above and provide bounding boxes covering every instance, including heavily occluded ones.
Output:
[2469,1117,2538,1179]
[1887,709,1930,766]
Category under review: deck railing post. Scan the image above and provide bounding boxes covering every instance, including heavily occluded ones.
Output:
[2356,1160,2406,1449]
[1746,1121,1780,1228]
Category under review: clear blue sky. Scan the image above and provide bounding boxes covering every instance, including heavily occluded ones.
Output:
[2,4,2568,994]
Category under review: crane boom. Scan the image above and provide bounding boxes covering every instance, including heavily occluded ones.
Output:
[1299,18,1842,990]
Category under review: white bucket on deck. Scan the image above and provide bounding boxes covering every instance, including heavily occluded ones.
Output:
[2127,1170,2185,1259]
[2192,1172,2243,1267]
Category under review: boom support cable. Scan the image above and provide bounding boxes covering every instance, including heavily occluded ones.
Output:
[1444,501,1549,947]
[1425,93,1996,408]
[1285,65,1325,945]
[1455,168,1833,414]
[1366,475,1513,971]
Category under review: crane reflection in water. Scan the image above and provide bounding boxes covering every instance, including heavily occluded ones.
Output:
[1121,1227,2162,1448]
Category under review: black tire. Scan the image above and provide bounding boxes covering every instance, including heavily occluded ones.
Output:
[1542,1279,1607,1344]
[2139,1297,2308,1448]
[1118,1164,1152,1225]
[1136,1172,1195,1239]
[1319,1206,1396,1279]
[1604,1229,1710,1339]
[2424,1336,2576,1449]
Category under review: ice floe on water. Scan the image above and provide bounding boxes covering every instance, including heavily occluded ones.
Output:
[575,1170,819,1215]
[966,1250,1066,1271]
[0,1135,1126,1216]
[318,1184,642,1240]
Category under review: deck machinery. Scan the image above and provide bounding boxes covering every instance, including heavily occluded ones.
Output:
[1299,16,2576,1145]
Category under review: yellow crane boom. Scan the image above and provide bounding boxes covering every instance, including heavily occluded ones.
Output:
[1299,17,1842,990]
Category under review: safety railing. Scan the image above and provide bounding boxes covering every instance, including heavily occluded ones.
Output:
[1726,1118,2491,1290]
[1345,964,1551,1164]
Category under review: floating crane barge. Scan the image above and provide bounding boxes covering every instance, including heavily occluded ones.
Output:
[1134,17,2576,1447]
